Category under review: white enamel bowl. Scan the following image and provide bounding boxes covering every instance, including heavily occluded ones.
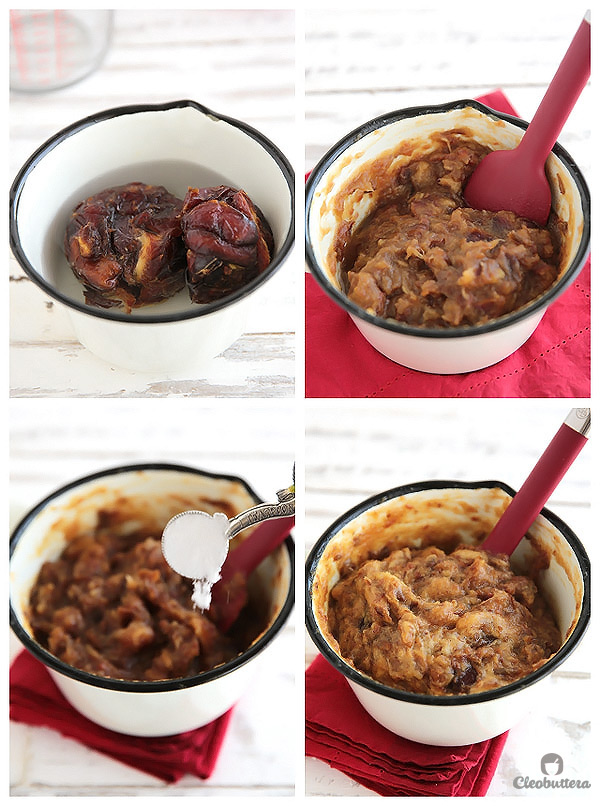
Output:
[306,481,589,746]
[10,464,294,737]
[10,100,294,372]
[305,101,590,374]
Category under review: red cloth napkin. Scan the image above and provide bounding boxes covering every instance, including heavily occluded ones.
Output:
[10,650,233,783]
[305,90,590,398]
[306,655,508,797]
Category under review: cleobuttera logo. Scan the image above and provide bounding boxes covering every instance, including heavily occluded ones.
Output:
[513,754,590,790]
[541,753,563,776]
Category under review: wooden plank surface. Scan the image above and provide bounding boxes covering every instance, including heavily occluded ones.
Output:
[304,6,591,175]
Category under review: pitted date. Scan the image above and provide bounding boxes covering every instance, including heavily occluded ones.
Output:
[182,185,274,303]
[64,183,186,310]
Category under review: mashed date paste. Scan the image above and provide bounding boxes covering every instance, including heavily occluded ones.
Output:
[328,545,561,695]
[339,132,562,327]
[27,521,261,682]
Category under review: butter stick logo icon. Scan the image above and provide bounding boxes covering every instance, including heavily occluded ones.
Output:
[540,754,563,776]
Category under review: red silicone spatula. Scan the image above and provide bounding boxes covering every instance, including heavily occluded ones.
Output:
[212,514,295,632]
[480,408,590,556]
[463,12,590,225]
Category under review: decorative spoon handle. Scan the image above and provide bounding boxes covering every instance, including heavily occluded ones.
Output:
[226,483,295,540]
[214,476,295,629]
[481,408,590,556]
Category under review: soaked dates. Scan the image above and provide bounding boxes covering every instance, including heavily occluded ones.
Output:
[64,183,186,310]
[182,185,274,303]
[64,181,274,310]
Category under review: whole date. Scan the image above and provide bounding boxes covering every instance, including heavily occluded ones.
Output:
[182,185,274,303]
[64,183,186,310]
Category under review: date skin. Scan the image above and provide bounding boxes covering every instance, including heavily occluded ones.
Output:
[64,182,186,310]
[182,185,274,303]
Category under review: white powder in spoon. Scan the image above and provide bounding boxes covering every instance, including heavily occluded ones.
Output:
[161,510,230,610]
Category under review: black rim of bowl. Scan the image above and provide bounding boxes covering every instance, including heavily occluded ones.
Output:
[305,99,591,340]
[10,462,295,692]
[10,98,295,325]
[305,478,590,707]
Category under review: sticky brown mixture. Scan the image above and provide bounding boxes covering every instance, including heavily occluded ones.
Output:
[328,545,561,695]
[28,528,263,681]
[340,132,561,327]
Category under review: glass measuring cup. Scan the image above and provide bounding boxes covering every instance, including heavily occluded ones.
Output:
[10,9,113,92]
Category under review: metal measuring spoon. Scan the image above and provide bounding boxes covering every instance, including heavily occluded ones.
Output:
[161,471,295,612]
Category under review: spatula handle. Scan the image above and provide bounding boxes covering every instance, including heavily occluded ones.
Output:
[481,409,590,556]
[220,515,295,581]
[519,13,590,162]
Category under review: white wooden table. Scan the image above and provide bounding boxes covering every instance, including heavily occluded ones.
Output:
[10,398,296,796]
[304,399,592,796]
[9,9,296,398]
[305,6,590,177]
